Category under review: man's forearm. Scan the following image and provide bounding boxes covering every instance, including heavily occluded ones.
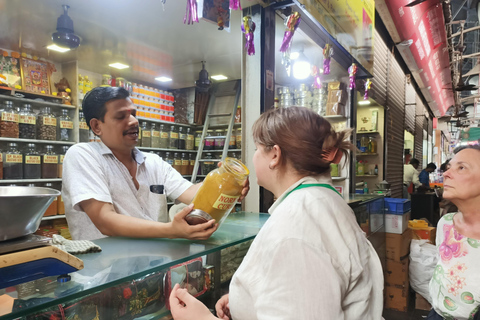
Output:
[177,183,202,204]
[96,212,175,238]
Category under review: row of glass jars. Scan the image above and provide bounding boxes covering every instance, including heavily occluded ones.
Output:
[0,143,69,180]
[0,101,75,141]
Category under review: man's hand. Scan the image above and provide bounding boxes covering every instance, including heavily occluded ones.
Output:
[215,294,231,320]
[217,162,250,202]
[169,284,217,320]
[169,204,218,240]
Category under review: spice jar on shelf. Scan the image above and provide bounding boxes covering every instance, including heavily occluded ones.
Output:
[19,104,36,139]
[188,153,195,175]
[173,152,182,172]
[177,127,186,150]
[151,123,160,148]
[235,128,242,149]
[228,128,236,150]
[169,125,178,149]
[164,152,173,166]
[4,143,23,179]
[24,143,41,179]
[79,111,89,143]
[186,157,249,225]
[201,153,216,175]
[37,107,57,140]
[0,101,19,138]
[181,152,189,175]
[204,130,215,150]
[140,121,151,147]
[159,124,169,148]
[58,145,69,178]
[57,109,73,141]
[186,128,194,150]
[42,145,58,179]
[214,129,225,150]
[43,182,58,216]
[194,131,202,150]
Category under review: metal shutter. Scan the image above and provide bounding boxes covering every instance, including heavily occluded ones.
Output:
[386,53,406,199]
[414,95,424,168]
[405,82,416,134]
[371,30,388,106]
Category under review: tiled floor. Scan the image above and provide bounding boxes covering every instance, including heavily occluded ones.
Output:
[383,309,430,320]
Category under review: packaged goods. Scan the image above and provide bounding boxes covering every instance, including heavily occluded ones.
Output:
[386,229,411,261]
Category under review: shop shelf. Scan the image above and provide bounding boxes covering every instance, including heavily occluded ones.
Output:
[198,159,221,162]
[0,178,62,184]
[357,153,378,156]
[332,177,347,181]
[194,123,241,130]
[204,149,242,153]
[137,147,197,153]
[42,214,66,221]
[0,89,75,109]
[136,116,193,128]
[0,137,76,145]
[357,131,379,135]
[355,175,378,178]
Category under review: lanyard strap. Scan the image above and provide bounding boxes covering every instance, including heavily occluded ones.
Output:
[284,183,341,199]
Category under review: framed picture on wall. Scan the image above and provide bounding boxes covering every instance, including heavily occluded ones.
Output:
[0,53,21,88]
[20,57,51,94]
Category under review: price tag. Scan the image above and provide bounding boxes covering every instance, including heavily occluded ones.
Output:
[43,155,59,164]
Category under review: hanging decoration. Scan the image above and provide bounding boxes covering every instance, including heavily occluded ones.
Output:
[348,63,357,90]
[364,79,372,100]
[323,44,333,75]
[241,16,256,56]
[184,0,199,25]
[230,0,241,10]
[279,12,301,76]
[311,65,322,89]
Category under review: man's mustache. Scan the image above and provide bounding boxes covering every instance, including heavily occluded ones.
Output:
[123,126,139,135]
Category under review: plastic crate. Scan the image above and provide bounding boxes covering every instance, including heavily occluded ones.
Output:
[384,198,411,214]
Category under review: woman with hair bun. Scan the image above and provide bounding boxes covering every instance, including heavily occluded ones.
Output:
[170,107,384,320]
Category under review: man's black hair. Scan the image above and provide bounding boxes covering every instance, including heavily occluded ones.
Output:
[426,162,437,170]
[82,86,130,130]
[409,158,420,166]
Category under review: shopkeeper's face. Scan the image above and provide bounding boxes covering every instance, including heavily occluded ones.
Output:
[97,98,139,150]
[442,149,480,203]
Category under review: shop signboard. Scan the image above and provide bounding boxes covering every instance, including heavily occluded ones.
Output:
[297,0,375,74]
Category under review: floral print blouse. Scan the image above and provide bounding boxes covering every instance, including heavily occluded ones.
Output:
[429,213,480,320]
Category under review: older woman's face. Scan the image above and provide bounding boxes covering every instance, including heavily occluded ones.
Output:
[442,149,480,202]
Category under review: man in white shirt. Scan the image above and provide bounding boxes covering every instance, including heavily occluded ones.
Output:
[403,158,421,198]
[62,87,249,241]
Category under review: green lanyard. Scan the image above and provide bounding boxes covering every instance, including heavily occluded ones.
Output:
[284,183,341,200]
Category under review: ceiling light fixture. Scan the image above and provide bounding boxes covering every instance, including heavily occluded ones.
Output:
[358,100,371,105]
[292,49,311,80]
[47,44,71,53]
[155,76,172,82]
[109,63,129,69]
[211,75,228,81]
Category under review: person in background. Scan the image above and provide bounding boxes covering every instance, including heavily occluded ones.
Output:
[404,158,421,198]
[62,87,249,241]
[428,145,480,320]
[169,107,384,320]
[419,162,437,187]
[440,159,450,173]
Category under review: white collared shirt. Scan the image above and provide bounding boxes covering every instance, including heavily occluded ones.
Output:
[62,141,192,240]
[404,164,421,187]
[229,174,384,320]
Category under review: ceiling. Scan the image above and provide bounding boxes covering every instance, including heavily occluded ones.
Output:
[0,0,262,89]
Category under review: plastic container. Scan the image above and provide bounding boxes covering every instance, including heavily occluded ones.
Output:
[384,198,411,213]
[186,158,249,226]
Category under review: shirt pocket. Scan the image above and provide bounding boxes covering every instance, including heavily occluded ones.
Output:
[138,184,168,222]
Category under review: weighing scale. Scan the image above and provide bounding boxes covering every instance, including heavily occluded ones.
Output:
[0,234,84,289]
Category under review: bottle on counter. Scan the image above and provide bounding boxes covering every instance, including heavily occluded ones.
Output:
[0,101,19,138]
[140,122,151,147]
[169,126,178,149]
[57,109,73,141]
[37,106,57,141]
[19,104,36,139]
[186,128,194,150]
[79,111,89,143]
[42,145,58,179]
[4,143,23,179]
[159,124,169,149]
[151,123,160,148]
[24,143,41,179]
[58,146,69,178]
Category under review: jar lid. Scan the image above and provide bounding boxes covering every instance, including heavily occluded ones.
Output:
[185,209,213,225]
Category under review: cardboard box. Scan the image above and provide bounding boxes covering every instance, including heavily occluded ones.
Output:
[410,226,436,245]
[385,284,411,312]
[386,229,412,261]
[415,293,432,311]
[385,258,409,287]
[385,211,411,234]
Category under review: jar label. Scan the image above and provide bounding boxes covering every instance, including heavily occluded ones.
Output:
[174,160,181,165]
[43,155,59,164]
[229,138,236,146]
[60,121,73,129]
[152,131,160,137]
[25,155,41,164]
[43,117,57,126]
[195,137,201,146]
[212,193,239,210]
[180,133,186,140]
[187,135,194,141]
[190,160,195,165]
[171,132,179,139]
[204,161,214,165]
[205,140,214,146]
[161,132,169,139]
[60,155,65,164]
[79,122,89,130]
[142,131,151,138]
[182,160,189,165]
[6,154,22,163]
[19,115,36,125]
[2,113,19,122]
[236,135,242,142]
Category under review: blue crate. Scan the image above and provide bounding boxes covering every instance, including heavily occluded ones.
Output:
[384,198,411,214]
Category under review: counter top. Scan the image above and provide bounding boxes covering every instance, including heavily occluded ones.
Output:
[346,194,384,205]
[0,212,269,320]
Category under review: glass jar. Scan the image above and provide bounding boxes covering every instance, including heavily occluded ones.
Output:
[159,124,169,148]
[201,153,217,175]
[102,74,112,86]
[181,152,189,175]
[19,104,36,139]
[188,153,195,175]
[79,111,89,143]
[204,130,215,150]
[164,152,173,166]
[58,145,69,178]
[37,106,57,140]
[140,122,151,147]
[368,136,377,154]
[194,131,202,150]
[235,128,242,149]
[0,101,19,138]
[151,123,160,148]
[169,126,178,149]
[24,143,41,179]
[177,127,186,150]
[186,128,194,150]
[4,143,23,179]
[214,130,225,150]
[42,145,58,179]
[57,109,73,141]
[229,128,236,149]
[43,183,58,216]
[186,157,249,225]
[172,152,182,172]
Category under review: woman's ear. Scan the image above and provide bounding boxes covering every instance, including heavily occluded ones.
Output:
[90,118,101,136]
[270,145,281,168]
